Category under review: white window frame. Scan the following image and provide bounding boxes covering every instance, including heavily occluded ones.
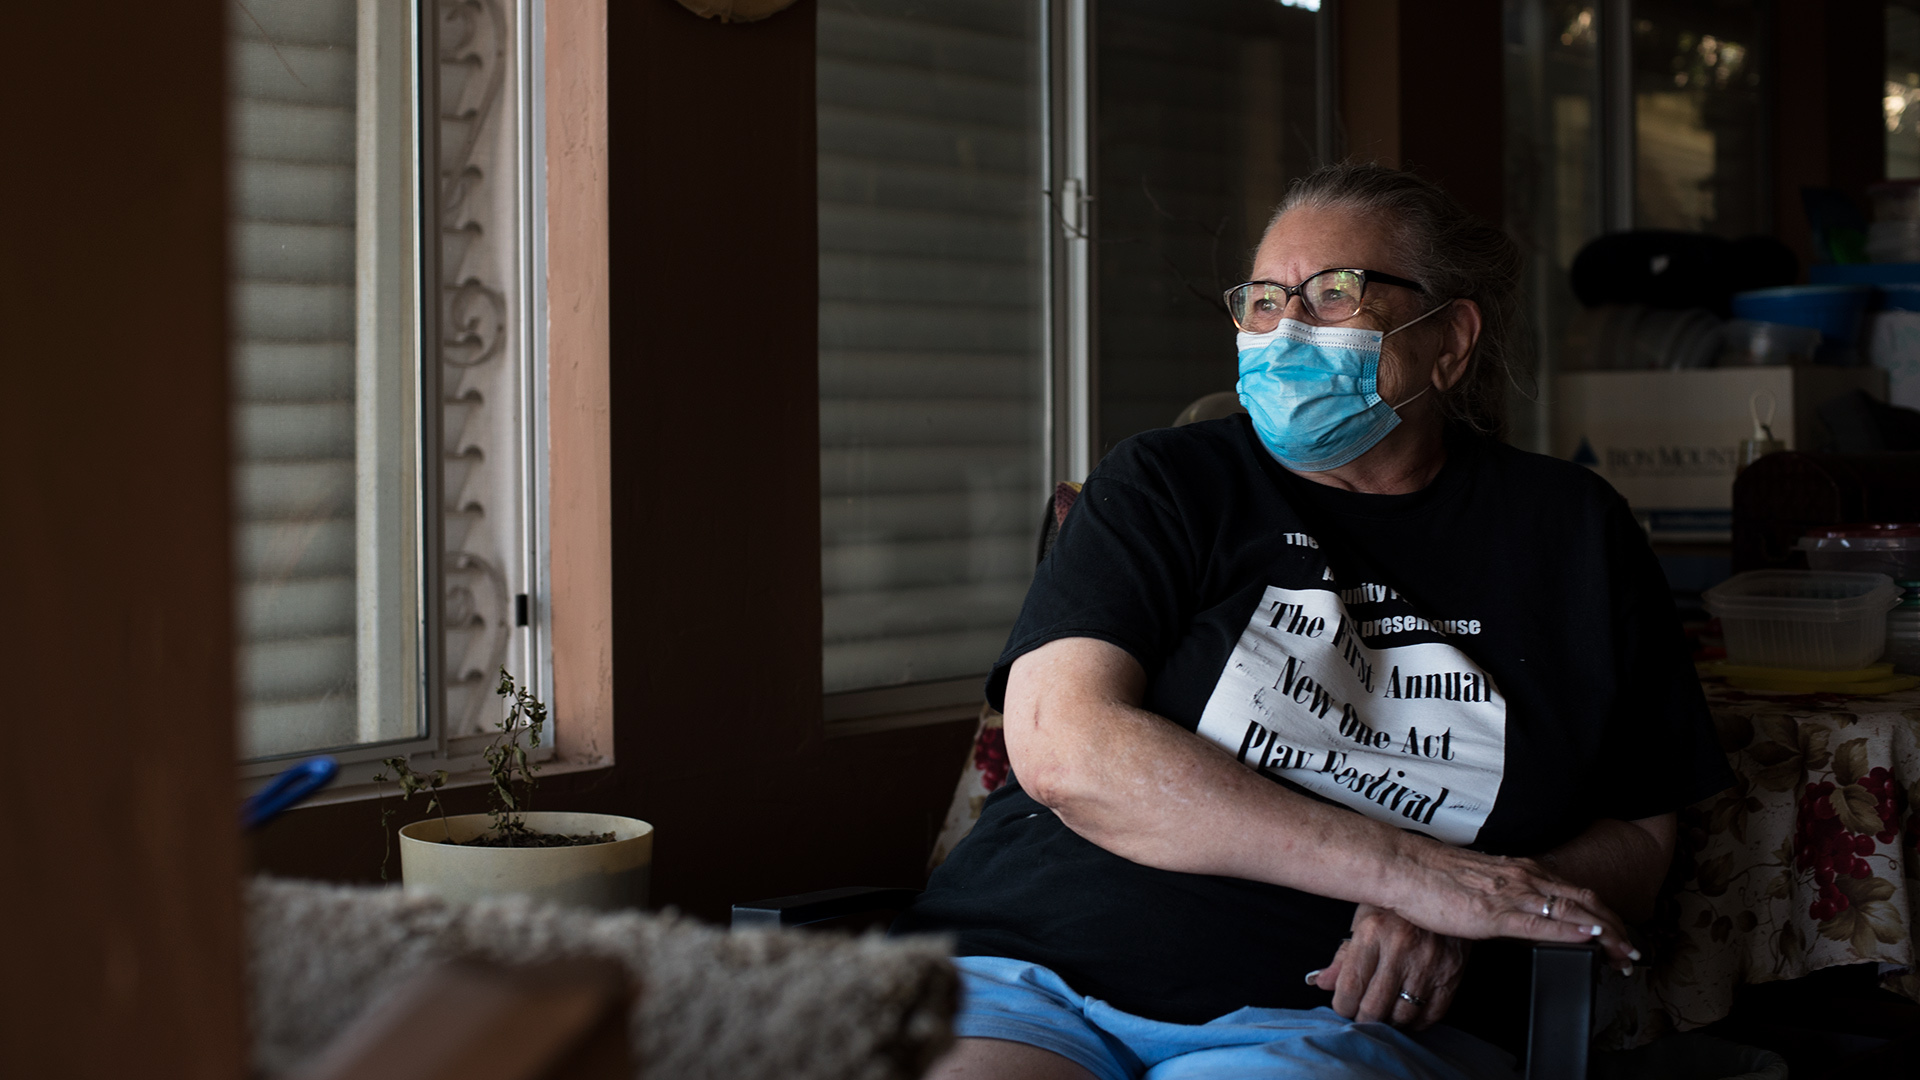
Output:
[238,0,553,791]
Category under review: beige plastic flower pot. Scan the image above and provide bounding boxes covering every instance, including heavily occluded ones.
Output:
[398,812,653,911]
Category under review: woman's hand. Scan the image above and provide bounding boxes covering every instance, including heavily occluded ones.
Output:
[1311,904,1466,1029]
[1382,837,1640,973]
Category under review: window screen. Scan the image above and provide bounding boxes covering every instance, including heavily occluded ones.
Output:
[230,0,421,759]
[231,0,539,761]
[1095,0,1322,453]
[817,0,1049,695]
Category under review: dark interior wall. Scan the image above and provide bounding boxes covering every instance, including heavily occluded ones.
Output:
[590,0,982,919]
[1337,0,1505,227]
[1396,0,1505,229]
[1774,0,1888,270]
[1,0,246,1075]
[603,0,830,911]
[252,0,977,922]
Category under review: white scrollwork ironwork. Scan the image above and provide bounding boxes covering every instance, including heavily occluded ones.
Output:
[437,0,521,735]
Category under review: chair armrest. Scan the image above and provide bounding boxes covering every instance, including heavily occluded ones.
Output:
[730,887,922,930]
[1525,942,1599,1080]
[734,890,1597,1077]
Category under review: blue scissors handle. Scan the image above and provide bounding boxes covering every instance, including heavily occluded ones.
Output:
[241,756,340,830]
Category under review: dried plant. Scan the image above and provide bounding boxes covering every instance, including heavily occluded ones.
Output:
[374,667,550,866]
[372,758,449,880]
[483,666,547,844]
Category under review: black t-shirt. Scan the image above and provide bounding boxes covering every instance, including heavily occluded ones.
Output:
[895,416,1732,1028]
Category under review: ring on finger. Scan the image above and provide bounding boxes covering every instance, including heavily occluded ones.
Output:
[1397,989,1427,1007]
[1540,895,1558,919]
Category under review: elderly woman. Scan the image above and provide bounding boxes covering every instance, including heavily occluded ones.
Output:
[895,164,1731,1080]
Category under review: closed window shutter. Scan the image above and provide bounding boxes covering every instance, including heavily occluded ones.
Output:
[817,0,1049,695]
[230,0,363,758]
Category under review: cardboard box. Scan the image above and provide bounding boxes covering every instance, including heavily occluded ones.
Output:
[1551,367,1888,541]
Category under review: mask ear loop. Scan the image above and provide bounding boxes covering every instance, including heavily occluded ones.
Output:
[1390,385,1430,411]
[1381,299,1455,340]
[1381,299,1455,410]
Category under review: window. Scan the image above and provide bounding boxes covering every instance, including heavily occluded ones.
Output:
[1503,0,1768,450]
[1889,1,1920,180]
[1504,1,1604,450]
[817,0,1050,715]
[816,1,1328,722]
[1094,0,1325,453]
[230,0,546,771]
[1629,0,1765,238]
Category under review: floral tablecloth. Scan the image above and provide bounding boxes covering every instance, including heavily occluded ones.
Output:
[1603,683,1920,1047]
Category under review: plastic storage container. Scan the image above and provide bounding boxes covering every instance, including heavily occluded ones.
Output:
[1731,285,1874,346]
[1867,220,1920,263]
[1796,524,1920,580]
[1870,179,1920,224]
[1702,570,1900,670]
[1887,582,1920,676]
[1719,319,1821,365]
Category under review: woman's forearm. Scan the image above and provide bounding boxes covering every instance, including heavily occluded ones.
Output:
[1002,637,1642,967]
[1003,637,1416,906]
[1538,815,1675,924]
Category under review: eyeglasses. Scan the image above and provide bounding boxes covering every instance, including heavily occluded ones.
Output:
[1223,268,1427,333]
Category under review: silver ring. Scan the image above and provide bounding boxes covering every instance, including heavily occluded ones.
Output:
[1541,896,1557,919]
[1398,990,1427,1007]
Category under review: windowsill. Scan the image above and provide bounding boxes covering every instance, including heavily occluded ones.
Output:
[825,703,981,738]
[824,675,986,738]
[282,756,615,811]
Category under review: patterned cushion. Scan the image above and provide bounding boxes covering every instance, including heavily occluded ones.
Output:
[929,481,1082,868]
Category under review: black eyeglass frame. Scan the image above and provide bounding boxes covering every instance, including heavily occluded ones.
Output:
[1223,268,1428,332]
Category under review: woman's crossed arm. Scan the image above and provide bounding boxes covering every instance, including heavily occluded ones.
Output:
[1002,637,1665,992]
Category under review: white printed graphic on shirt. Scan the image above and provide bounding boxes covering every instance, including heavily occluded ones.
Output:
[1194,585,1506,846]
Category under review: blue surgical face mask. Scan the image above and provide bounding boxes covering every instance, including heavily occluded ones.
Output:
[1234,303,1451,472]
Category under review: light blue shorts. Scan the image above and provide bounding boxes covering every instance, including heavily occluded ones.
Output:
[952,956,1519,1080]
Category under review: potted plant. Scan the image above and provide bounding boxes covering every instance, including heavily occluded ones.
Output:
[377,669,652,911]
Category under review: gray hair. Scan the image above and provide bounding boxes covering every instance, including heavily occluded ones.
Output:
[1269,163,1527,439]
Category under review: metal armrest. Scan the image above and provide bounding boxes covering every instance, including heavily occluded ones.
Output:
[1525,942,1600,1080]
[730,886,921,930]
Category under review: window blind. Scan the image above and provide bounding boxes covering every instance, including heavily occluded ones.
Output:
[230,0,364,759]
[1095,0,1321,452]
[817,0,1048,695]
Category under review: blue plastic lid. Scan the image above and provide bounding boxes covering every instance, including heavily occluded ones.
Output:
[1731,285,1875,342]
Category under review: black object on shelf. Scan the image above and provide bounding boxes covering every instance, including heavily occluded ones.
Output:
[1815,391,1920,452]
[1570,231,1798,317]
[1731,451,1920,572]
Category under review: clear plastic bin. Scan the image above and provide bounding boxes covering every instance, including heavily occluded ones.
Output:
[1702,570,1900,670]
[1796,524,1920,581]
[1887,582,1920,675]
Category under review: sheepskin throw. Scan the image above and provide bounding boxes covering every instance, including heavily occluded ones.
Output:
[246,878,958,1080]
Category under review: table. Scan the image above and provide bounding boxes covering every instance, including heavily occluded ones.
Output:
[1601,682,1920,1048]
